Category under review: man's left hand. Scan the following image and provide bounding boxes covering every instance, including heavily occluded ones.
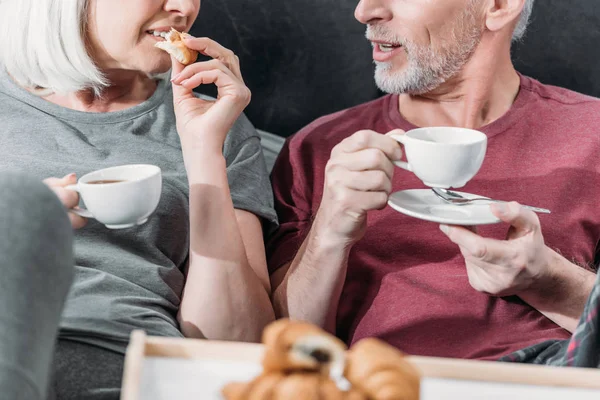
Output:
[440,202,552,297]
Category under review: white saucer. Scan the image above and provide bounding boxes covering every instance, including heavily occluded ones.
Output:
[388,189,502,226]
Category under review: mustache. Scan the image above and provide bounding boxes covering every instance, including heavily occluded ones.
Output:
[365,25,405,46]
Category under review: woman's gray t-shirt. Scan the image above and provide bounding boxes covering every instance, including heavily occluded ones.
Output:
[0,70,278,353]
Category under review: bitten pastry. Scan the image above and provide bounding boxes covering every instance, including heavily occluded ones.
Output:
[221,372,367,400]
[222,372,285,400]
[344,339,420,400]
[154,28,198,65]
[261,319,347,376]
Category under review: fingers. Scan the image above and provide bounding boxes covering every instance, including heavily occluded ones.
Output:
[385,129,406,139]
[490,202,540,234]
[440,224,517,264]
[325,167,392,214]
[182,36,243,81]
[44,174,79,209]
[52,186,80,210]
[68,212,88,230]
[335,188,390,213]
[170,59,251,119]
[170,54,185,75]
[334,170,392,194]
[331,148,395,180]
[332,130,404,162]
[173,67,250,130]
[44,174,87,229]
[175,68,250,105]
[171,59,237,87]
[169,55,191,100]
[43,173,76,188]
[323,130,400,216]
[174,69,228,90]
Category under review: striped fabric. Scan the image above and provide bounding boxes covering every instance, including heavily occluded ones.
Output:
[500,272,600,368]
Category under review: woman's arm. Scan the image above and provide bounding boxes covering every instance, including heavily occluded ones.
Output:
[169,36,275,341]
[178,151,274,341]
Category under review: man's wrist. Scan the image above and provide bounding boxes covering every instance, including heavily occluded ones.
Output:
[522,247,563,303]
[310,213,359,253]
[522,247,592,308]
[519,246,595,332]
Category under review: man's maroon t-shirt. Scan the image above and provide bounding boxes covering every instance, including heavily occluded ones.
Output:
[267,75,600,360]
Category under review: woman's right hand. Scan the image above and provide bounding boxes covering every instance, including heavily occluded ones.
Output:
[170,37,251,155]
[43,173,87,229]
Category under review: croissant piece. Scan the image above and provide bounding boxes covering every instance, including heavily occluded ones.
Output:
[262,319,347,376]
[344,339,420,400]
[221,372,366,400]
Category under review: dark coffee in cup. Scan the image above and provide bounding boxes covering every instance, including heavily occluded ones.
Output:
[87,180,126,185]
[65,164,162,229]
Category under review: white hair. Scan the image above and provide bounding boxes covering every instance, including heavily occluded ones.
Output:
[513,0,535,41]
[0,0,107,95]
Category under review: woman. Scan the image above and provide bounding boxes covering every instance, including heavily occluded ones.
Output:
[0,0,277,398]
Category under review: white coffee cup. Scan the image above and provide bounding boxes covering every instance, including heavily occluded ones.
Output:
[391,127,487,189]
[66,164,162,229]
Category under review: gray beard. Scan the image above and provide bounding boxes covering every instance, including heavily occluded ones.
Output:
[370,7,483,95]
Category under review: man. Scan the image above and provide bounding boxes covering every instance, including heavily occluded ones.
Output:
[267,0,600,362]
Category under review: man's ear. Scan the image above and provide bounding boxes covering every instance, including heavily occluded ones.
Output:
[484,0,526,34]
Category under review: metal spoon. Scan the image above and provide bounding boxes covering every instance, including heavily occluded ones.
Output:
[432,188,551,214]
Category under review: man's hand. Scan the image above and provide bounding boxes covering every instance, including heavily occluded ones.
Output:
[313,129,404,247]
[440,202,552,297]
[43,174,87,229]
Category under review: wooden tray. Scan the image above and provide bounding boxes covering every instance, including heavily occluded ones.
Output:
[121,330,600,400]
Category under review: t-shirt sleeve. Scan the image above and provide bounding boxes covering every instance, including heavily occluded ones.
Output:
[266,133,315,275]
[223,112,278,235]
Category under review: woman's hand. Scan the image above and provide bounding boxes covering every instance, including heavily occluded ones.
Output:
[170,36,250,154]
[43,174,87,229]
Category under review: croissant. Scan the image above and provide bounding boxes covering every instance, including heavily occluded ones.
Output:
[221,372,367,400]
[344,339,420,400]
[262,319,347,376]
[154,28,198,65]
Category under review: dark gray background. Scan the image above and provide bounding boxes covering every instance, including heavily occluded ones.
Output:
[191,0,600,137]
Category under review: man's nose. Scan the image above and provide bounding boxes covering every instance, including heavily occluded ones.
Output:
[355,0,392,25]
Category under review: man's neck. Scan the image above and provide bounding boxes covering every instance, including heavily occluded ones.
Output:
[43,70,158,113]
[398,38,521,129]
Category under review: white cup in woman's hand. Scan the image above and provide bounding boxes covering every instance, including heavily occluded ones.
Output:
[66,164,162,229]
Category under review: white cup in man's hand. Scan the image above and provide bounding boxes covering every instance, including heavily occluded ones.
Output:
[391,127,487,189]
[66,164,162,229]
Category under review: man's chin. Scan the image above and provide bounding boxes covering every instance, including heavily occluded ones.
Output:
[374,66,409,94]
[374,66,439,95]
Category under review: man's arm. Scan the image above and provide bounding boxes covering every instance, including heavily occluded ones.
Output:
[519,248,596,332]
[271,234,349,333]
[441,202,596,333]
[270,225,352,333]
[270,130,404,333]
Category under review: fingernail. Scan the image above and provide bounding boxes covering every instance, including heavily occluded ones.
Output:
[440,224,450,235]
[180,79,189,86]
[171,73,180,82]
[493,203,508,215]
[66,173,76,179]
